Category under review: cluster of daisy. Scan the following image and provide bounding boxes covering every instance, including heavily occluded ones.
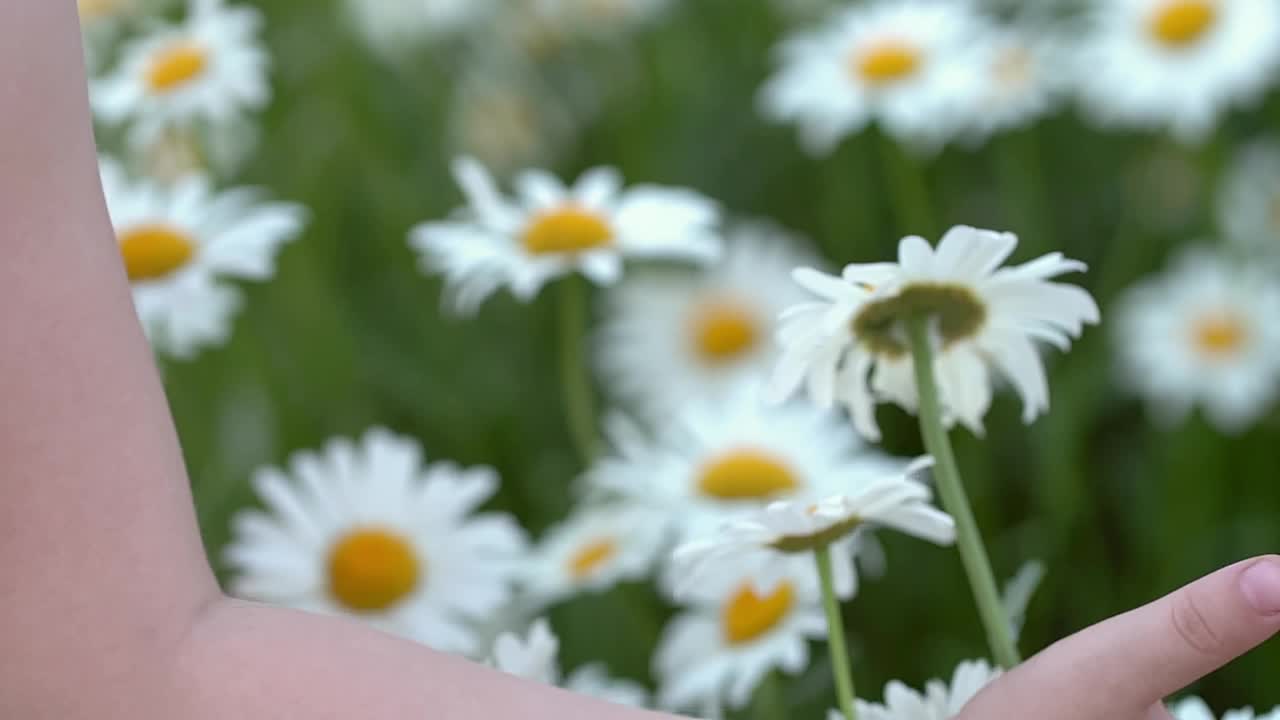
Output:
[762,0,1280,152]
[83,0,306,358]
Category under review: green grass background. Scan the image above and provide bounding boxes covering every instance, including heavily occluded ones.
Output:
[155,0,1280,713]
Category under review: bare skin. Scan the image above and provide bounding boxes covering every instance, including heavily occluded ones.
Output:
[1,3,1277,719]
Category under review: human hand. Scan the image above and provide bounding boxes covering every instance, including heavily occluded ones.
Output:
[959,556,1280,719]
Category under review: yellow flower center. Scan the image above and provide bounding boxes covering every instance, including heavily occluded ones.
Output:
[698,449,799,501]
[722,582,795,645]
[521,207,613,255]
[855,42,922,86]
[852,282,988,357]
[690,300,760,365]
[1148,1,1218,48]
[568,538,618,580]
[327,528,422,613]
[117,223,196,282]
[146,42,209,94]
[1192,312,1247,359]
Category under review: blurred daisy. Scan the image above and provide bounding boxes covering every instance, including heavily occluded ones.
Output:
[960,27,1063,145]
[92,0,270,147]
[79,0,140,69]
[770,225,1099,440]
[530,0,674,37]
[596,223,822,418]
[491,619,650,707]
[344,0,493,54]
[850,659,1000,720]
[588,381,909,548]
[448,63,577,176]
[655,556,826,713]
[522,504,669,606]
[672,457,953,598]
[99,156,304,357]
[410,157,721,314]
[1218,140,1280,252]
[758,0,991,154]
[1072,0,1280,142]
[1171,698,1280,720]
[1114,247,1280,433]
[224,428,528,655]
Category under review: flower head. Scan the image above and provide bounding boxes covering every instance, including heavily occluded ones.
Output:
[490,619,650,706]
[1218,140,1280,253]
[223,428,528,655]
[851,659,1000,720]
[771,225,1099,440]
[410,157,721,314]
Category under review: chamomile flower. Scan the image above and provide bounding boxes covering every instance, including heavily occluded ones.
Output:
[1114,247,1280,432]
[490,619,650,707]
[596,223,822,418]
[448,63,577,176]
[1071,0,1280,142]
[654,554,826,713]
[1218,140,1280,253]
[850,659,1000,720]
[672,457,954,599]
[758,0,992,154]
[770,225,1100,441]
[1170,697,1280,720]
[588,380,910,549]
[92,0,271,148]
[99,156,304,357]
[223,428,528,655]
[343,0,493,54]
[409,157,721,314]
[522,504,669,606]
[960,26,1063,144]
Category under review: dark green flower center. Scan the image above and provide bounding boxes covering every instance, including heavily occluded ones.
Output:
[851,283,987,357]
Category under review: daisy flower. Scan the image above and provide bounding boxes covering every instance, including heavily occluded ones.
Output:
[343,0,493,54]
[1170,698,1280,720]
[849,659,1000,720]
[587,380,911,549]
[1114,247,1280,432]
[758,0,992,154]
[1218,140,1280,253]
[521,503,669,606]
[596,222,823,419]
[92,0,270,147]
[654,554,826,713]
[448,63,577,176]
[99,156,305,357]
[223,428,529,655]
[409,157,721,314]
[959,26,1064,145]
[490,619,650,707]
[770,225,1100,441]
[1071,0,1280,142]
[671,456,953,598]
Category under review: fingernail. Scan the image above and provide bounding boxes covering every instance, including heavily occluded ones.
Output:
[1240,557,1280,615]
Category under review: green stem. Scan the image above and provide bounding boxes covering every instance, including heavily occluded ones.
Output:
[881,136,937,240]
[815,547,857,720]
[557,276,598,464]
[906,315,1021,670]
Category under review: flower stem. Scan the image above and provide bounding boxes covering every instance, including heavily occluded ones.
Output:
[905,314,1021,670]
[557,276,598,464]
[815,546,857,720]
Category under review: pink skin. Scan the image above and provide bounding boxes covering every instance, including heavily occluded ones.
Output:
[1,3,1277,719]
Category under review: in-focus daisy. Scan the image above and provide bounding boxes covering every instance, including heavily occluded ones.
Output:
[343,0,494,55]
[490,619,650,707]
[409,157,721,314]
[596,223,822,418]
[1071,0,1280,142]
[588,380,911,548]
[849,659,1000,720]
[223,428,528,655]
[960,26,1063,145]
[1114,247,1280,432]
[99,156,304,357]
[654,554,826,713]
[1218,140,1280,252]
[1171,698,1280,720]
[770,225,1100,441]
[758,0,992,154]
[93,0,270,147]
[671,457,954,599]
[521,503,669,606]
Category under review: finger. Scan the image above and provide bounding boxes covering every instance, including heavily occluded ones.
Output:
[959,556,1280,720]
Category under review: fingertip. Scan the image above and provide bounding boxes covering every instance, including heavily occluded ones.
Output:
[1238,555,1280,616]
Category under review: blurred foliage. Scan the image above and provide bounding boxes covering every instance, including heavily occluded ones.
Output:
[161,0,1280,713]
